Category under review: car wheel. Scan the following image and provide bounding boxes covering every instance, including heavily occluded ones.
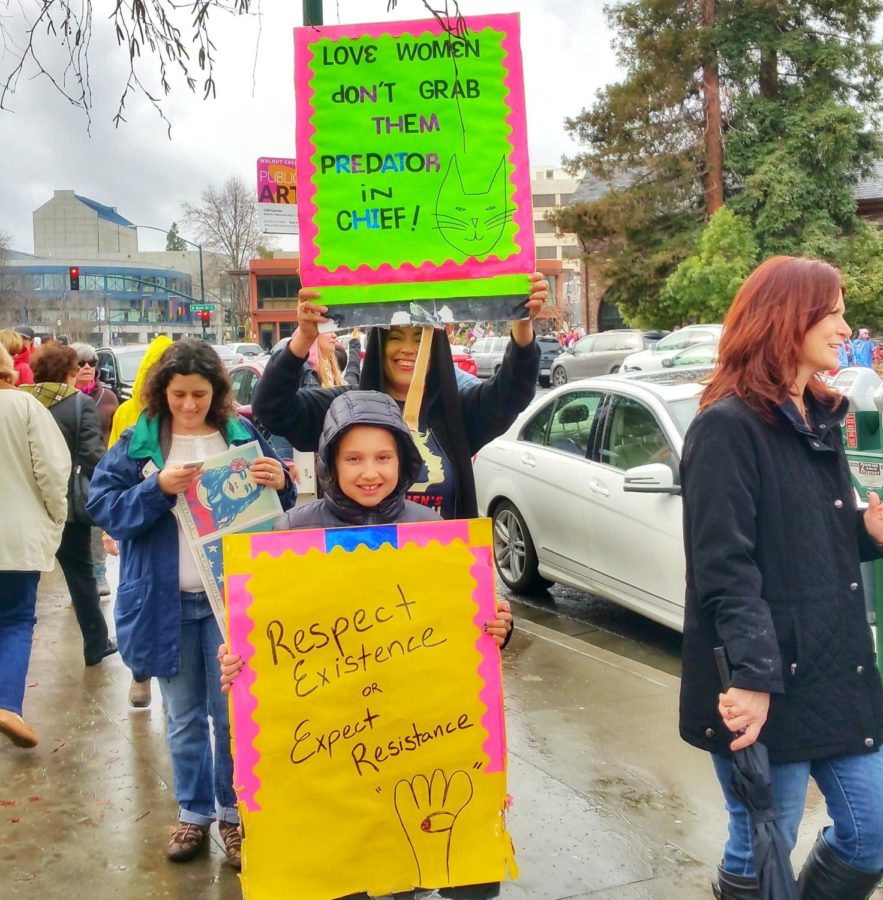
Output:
[609,364,620,374]
[551,366,568,386]
[491,501,551,594]
[538,375,550,388]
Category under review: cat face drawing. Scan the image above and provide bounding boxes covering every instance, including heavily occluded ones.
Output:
[434,155,512,258]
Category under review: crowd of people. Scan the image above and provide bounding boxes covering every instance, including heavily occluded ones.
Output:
[4,260,883,898]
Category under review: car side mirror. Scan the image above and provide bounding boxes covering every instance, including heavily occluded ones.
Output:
[661,358,673,368]
[623,462,681,495]
[98,366,116,387]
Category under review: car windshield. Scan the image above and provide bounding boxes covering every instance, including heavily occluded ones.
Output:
[667,397,702,436]
[117,349,148,383]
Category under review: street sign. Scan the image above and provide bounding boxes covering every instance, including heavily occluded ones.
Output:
[190,304,216,311]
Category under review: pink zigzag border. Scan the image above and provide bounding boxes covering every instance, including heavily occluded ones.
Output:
[469,545,505,773]
[294,14,533,285]
[228,573,262,812]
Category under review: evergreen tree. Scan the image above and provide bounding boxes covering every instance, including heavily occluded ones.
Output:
[166,222,188,252]
[555,0,883,325]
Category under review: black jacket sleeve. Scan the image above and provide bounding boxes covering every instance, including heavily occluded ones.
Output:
[252,344,350,452]
[78,395,107,476]
[344,339,362,386]
[458,335,540,454]
[681,405,784,694]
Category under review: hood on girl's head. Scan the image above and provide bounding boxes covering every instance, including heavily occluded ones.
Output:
[316,391,423,495]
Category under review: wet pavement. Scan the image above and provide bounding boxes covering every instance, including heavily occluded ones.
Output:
[2,561,874,899]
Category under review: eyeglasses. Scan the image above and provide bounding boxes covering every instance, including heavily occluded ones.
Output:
[78,358,98,367]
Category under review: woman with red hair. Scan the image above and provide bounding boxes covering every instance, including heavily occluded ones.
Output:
[679,256,883,899]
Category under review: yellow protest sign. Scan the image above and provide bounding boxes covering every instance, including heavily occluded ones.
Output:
[224,518,516,899]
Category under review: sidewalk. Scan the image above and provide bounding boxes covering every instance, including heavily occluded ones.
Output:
[0,562,852,899]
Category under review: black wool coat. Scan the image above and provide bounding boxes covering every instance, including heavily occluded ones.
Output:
[679,392,883,763]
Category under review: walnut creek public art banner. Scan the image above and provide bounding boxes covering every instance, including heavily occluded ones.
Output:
[294,14,535,327]
[224,519,517,899]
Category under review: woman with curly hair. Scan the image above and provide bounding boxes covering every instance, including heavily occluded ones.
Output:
[87,339,295,869]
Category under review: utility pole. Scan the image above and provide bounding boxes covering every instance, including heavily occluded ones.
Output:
[303,0,323,26]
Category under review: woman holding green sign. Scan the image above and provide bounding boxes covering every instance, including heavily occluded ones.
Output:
[253,276,547,520]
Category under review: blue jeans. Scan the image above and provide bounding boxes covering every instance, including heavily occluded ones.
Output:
[157,592,238,828]
[713,749,883,876]
[0,572,40,715]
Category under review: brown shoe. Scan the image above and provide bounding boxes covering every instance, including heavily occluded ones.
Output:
[0,709,38,748]
[219,821,242,869]
[166,822,209,862]
[128,677,151,708]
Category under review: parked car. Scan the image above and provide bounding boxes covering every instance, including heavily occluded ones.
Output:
[96,345,150,401]
[549,330,648,386]
[661,341,719,368]
[474,372,706,631]
[621,324,723,373]
[210,344,244,369]
[227,342,265,358]
[467,336,510,378]
[537,335,565,387]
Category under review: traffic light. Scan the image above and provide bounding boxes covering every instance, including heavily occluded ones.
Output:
[69,266,80,291]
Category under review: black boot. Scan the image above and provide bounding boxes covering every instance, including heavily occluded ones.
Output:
[798,832,882,900]
[712,866,761,899]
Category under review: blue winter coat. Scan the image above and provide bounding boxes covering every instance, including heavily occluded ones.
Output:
[86,413,296,678]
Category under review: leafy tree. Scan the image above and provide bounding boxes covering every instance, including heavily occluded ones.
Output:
[557,0,883,325]
[166,222,188,252]
[660,206,758,325]
[182,176,268,337]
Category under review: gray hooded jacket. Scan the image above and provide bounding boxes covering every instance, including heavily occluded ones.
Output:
[275,391,440,529]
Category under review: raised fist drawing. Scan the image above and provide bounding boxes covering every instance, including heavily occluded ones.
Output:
[394,769,474,887]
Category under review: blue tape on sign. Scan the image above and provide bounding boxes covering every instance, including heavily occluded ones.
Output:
[326,525,399,552]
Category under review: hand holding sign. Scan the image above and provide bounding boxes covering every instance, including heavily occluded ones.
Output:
[395,768,475,887]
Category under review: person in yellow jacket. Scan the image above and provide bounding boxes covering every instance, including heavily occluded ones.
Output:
[104,335,172,708]
[107,336,173,448]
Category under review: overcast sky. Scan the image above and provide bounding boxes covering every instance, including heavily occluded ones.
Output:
[0,0,618,254]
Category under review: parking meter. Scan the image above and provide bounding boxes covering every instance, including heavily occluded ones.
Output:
[833,368,883,498]
[833,368,883,651]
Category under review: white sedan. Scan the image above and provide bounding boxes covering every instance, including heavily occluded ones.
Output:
[621,324,722,373]
[474,373,705,631]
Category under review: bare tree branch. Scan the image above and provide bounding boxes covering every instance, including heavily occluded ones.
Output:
[0,0,252,131]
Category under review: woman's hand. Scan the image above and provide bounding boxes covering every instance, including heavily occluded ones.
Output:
[218,643,244,693]
[864,491,883,544]
[290,289,329,357]
[285,460,302,485]
[719,687,770,751]
[101,533,119,556]
[484,599,513,647]
[157,464,203,497]
[251,456,287,491]
[511,273,549,347]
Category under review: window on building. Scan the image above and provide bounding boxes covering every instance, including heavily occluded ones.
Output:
[83,274,104,291]
[532,193,556,207]
[536,246,559,260]
[562,245,583,259]
[535,220,557,234]
[257,275,301,300]
[545,169,555,179]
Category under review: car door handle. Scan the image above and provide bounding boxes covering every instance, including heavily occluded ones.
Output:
[588,479,609,497]
[520,454,536,468]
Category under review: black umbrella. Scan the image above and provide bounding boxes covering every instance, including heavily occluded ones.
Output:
[714,647,800,900]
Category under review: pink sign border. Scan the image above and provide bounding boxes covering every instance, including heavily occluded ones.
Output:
[293,13,532,286]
